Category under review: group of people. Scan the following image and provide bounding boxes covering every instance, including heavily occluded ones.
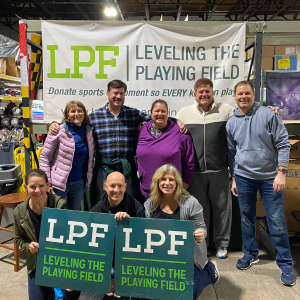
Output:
[13,77,295,300]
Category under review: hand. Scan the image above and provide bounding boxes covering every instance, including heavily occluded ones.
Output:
[48,187,55,195]
[106,278,121,298]
[177,120,188,134]
[114,212,130,221]
[183,182,189,190]
[194,230,204,243]
[138,121,147,131]
[29,242,39,254]
[231,177,238,197]
[273,172,285,192]
[267,106,279,115]
[48,122,60,135]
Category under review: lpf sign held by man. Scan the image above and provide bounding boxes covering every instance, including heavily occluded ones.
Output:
[35,209,115,293]
[36,209,194,299]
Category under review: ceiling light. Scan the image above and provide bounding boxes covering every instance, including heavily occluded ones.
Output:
[105,6,117,17]
[111,7,117,17]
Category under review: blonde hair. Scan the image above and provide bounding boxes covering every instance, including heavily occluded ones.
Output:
[149,164,190,213]
[61,100,90,126]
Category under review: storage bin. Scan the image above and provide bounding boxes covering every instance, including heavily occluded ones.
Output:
[0,141,15,164]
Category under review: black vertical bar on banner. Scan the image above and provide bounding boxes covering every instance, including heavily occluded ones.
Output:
[254,29,263,102]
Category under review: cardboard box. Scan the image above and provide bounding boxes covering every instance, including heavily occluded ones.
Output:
[275,55,297,71]
[245,48,254,61]
[256,160,300,234]
[284,159,300,233]
[289,140,300,159]
[16,65,20,78]
[262,46,274,57]
[275,45,297,55]
[261,57,273,71]
[0,56,20,78]
[0,58,6,75]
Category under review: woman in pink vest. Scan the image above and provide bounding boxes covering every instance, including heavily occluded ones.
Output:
[40,100,95,211]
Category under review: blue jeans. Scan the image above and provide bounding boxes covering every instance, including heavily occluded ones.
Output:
[28,269,53,300]
[235,174,293,269]
[54,179,86,210]
[193,263,214,299]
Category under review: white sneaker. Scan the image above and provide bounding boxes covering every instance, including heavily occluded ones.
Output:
[208,259,220,284]
[216,247,228,259]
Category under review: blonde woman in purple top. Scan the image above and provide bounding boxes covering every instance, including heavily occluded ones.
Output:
[136,100,194,199]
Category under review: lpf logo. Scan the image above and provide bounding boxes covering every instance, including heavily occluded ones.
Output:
[47,45,119,79]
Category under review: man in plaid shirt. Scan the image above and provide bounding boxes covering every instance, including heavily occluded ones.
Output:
[89,79,151,203]
[50,79,186,205]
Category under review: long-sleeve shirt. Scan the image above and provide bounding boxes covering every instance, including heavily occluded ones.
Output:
[226,102,290,180]
[89,103,151,163]
[144,195,207,270]
[136,119,194,197]
[176,102,234,173]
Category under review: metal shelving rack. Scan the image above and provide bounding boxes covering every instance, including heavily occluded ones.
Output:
[0,74,22,103]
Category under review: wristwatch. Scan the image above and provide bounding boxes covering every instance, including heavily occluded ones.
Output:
[278,168,288,174]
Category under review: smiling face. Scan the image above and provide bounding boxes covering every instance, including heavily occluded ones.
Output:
[194,84,214,112]
[151,103,168,129]
[158,172,177,196]
[104,172,127,207]
[107,87,125,113]
[68,104,85,127]
[24,176,49,204]
[234,84,255,114]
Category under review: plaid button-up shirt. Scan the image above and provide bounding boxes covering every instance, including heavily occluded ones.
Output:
[89,103,150,162]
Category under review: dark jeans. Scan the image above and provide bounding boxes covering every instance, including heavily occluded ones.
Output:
[235,174,293,268]
[54,179,86,210]
[28,269,53,300]
[193,263,214,300]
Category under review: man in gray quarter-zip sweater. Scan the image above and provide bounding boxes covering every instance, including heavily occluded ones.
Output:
[176,78,233,260]
[226,81,295,287]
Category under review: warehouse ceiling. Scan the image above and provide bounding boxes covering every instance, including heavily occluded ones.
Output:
[0,0,299,31]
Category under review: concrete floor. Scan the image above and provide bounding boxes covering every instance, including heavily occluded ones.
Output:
[1,228,300,300]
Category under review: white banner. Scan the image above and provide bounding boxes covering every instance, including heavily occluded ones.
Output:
[42,21,245,123]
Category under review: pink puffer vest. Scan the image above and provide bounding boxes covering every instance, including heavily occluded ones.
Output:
[39,123,95,191]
